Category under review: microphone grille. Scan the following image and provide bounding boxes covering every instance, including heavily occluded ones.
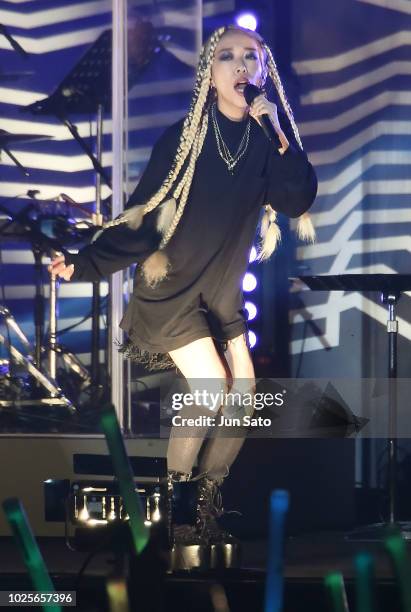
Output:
[244,83,261,105]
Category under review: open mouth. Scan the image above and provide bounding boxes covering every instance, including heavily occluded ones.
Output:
[234,81,249,93]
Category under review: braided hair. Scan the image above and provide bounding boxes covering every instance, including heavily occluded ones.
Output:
[105,24,314,286]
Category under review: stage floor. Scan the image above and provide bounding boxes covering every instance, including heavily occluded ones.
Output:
[0,530,399,576]
[0,531,402,611]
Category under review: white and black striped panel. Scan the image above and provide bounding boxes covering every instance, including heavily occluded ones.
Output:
[289,0,411,363]
[0,0,205,365]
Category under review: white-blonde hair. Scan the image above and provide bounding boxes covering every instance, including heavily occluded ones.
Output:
[106,24,315,287]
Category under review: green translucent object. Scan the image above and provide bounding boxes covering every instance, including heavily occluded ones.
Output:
[106,577,130,612]
[100,405,149,555]
[384,532,411,612]
[355,552,376,612]
[324,572,350,612]
[2,498,62,612]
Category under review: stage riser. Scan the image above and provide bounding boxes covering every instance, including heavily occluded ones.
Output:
[0,437,167,536]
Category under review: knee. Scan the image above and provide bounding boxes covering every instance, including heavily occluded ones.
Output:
[229,369,256,409]
[230,376,256,395]
[225,378,256,418]
[186,376,229,413]
[224,333,255,383]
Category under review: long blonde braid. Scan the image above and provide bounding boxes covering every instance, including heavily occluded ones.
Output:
[161,115,209,248]
[262,43,303,149]
[104,24,313,281]
[133,26,226,286]
[104,26,225,233]
[256,41,315,260]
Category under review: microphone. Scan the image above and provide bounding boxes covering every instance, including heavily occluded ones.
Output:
[244,84,282,149]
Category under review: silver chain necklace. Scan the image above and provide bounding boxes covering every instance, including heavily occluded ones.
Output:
[211,102,250,174]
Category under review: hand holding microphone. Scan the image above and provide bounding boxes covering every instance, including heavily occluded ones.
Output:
[48,254,75,281]
[244,84,289,154]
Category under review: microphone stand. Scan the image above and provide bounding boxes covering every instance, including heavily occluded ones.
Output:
[23,30,113,399]
[23,25,158,410]
[91,103,104,395]
[0,23,28,58]
[0,205,73,410]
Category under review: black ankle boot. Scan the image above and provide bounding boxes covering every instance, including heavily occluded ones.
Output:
[168,471,207,546]
[195,475,239,545]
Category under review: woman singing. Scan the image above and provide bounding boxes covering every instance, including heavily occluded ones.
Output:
[50,24,317,546]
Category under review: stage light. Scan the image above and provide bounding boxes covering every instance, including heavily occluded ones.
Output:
[78,502,90,522]
[243,272,257,292]
[248,330,257,348]
[249,246,257,263]
[245,301,257,321]
[236,12,258,31]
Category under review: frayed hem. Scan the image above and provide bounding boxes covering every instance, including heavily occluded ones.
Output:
[116,339,176,371]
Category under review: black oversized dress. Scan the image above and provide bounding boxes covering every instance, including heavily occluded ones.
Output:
[65,104,317,369]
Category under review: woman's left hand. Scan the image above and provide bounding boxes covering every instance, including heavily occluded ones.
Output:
[249,95,289,153]
[249,95,280,129]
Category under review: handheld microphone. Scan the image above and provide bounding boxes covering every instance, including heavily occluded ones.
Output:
[244,84,282,149]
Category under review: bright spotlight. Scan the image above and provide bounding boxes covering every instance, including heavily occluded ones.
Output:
[249,246,257,263]
[248,330,257,348]
[245,301,257,321]
[243,272,257,292]
[236,12,258,31]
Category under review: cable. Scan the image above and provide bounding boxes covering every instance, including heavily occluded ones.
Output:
[74,521,128,591]
[55,296,108,336]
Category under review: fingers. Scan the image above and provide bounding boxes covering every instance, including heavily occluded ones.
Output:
[251,96,277,115]
[50,254,65,266]
[51,263,73,280]
[251,96,277,116]
[47,256,74,281]
[249,110,262,127]
[249,97,281,133]
[62,265,75,281]
[48,256,64,275]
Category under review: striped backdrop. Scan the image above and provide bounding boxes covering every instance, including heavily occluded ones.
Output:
[289,0,411,377]
[2,0,405,381]
[0,0,234,369]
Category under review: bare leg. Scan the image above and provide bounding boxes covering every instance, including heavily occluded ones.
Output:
[167,336,228,476]
[199,332,256,480]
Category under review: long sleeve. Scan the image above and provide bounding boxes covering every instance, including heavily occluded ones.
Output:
[65,119,183,282]
[64,220,160,282]
[263,116,318,219]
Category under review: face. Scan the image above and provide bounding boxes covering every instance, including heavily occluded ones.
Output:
[211,30,266,120]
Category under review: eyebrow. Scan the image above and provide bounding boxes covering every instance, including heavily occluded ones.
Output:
[217,47,259,53]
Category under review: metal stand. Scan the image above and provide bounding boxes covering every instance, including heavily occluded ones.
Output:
[90,104,104,394]
[22,25,158,418]
[347,290,411,540]
[49,270,58,380]
[24,32,114,397]
[296,274,411,541]
[386,291,398,525]
[0,130,51,178]
[33,246,44,369]
[47,262,91,391]
[0,206,90,411]
[0,306,73,410]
